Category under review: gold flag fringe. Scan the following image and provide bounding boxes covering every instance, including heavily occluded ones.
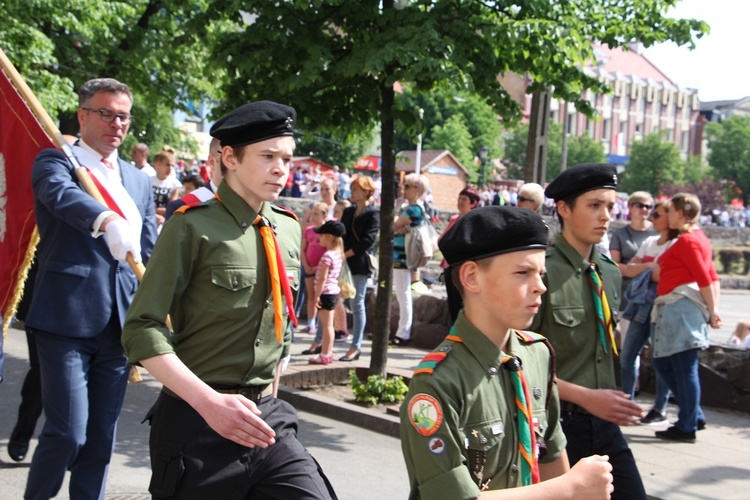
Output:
[2,226,39,338]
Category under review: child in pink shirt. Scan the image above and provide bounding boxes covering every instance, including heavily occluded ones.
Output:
[309,221,345,365]
[300,202,329,336]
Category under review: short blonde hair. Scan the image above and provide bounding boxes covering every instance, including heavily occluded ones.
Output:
[628,191,653,207]
[518,183,545,212]
[311,201,329,217]
[404,173,427,196]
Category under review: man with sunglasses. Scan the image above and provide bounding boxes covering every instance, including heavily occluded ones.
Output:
[23,78,157,500]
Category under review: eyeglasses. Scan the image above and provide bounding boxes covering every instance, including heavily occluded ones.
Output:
[81,107,134,125]
[634,202,653,210]
[518,196,532,203]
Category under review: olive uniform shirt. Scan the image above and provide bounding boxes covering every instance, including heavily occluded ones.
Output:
[122,182,300,387]
[401,312,566,500]
[529,234,621,390]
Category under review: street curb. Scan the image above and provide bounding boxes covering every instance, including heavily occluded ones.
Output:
[278,386,402,439]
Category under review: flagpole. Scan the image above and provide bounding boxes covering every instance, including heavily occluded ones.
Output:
[0,49,144,278]
[0,48,145,380]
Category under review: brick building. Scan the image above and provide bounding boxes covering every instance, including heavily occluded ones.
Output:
[521,43,702,167]
[395,150,469,211]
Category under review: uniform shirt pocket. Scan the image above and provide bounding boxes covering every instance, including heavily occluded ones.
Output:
[209,266,257,320]
[551,306,585,329]
[211,266,257,291]
[463,418,509,487]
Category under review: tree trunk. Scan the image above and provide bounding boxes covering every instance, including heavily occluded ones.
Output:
[369,69,396,378]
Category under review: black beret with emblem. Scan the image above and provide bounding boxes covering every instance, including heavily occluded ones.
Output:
[439,206,549,268]
[210,101,296,148]
[544,163,618,201]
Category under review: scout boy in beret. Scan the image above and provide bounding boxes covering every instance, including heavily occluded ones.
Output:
[401,206,613,499]
[122,101,337,499]
[530,164,647,499]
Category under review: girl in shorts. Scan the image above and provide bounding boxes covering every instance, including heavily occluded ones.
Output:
[309,220,346,365]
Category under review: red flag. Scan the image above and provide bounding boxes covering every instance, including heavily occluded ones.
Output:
[0,69,54,323]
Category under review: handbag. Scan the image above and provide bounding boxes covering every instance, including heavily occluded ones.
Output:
[338,259,357,299]
[405,206,439,269]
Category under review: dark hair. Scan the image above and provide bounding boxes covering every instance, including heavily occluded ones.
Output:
[78,78,132,107]
[181,174,205,188]
[555,195,578,230]
[459,187,481,205]
[153,149,175,165]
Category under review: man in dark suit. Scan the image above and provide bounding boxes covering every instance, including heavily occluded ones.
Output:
[24,78,157,500]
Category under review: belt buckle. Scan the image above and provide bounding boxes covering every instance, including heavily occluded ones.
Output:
[238,387,259,401]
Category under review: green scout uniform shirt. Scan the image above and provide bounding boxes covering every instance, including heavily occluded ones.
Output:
[401,312,566,500]
[529,234,621,391]
[121,182,301,387]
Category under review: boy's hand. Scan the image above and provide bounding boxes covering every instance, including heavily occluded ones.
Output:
[316,297,322,309]
[582,389,644,426]
[195,392,276,449]
[567,455,613,499]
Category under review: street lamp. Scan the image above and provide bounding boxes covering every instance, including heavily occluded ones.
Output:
[478,145,489,188]
[415,108,424,175]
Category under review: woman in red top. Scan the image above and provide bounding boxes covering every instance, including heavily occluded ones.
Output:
[651,193,722,443]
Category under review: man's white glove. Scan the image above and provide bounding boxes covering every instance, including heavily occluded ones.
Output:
[104,217,142,264]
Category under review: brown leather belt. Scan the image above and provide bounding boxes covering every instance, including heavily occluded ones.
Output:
[560,401,590,415]
[209,384,273,403]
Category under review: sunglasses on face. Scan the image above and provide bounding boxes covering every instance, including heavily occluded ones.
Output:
[518,196,532,203]
[634,202,653,210]
[652,212,665,219]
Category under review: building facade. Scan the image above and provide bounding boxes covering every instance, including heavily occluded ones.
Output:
[522,43,702,167]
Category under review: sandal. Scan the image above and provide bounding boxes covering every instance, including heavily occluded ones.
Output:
[301,345,322,355]
[309,353,333,365]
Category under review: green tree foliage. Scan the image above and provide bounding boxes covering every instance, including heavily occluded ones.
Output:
[0,0,212,153]
[565,134,607,168]
[394,87,503,166]
[621,132,685,195]
[296,130,374,170]
[425,114,475,173]
[706,116,750,205]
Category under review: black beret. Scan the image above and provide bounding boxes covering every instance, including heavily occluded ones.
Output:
[314,220,346,237]
[210,101,296,148]
[544,163,618,201]
[439,206,549,268]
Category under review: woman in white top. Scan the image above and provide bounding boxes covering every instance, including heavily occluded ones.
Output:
[619,199,678,425]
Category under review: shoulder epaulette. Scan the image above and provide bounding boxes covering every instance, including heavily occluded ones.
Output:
[601,254,619,267]
[270,204,299,222]
[516,329,558,411]
[413,334,463,376]
[175,202,209,214]
[514,329,547,343]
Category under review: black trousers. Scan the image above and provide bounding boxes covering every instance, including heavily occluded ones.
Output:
[148,391,337,500]
[561,412,647,500]
[10,328,43,444]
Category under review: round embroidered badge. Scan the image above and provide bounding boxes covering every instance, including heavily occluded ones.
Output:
[408,393,443,436]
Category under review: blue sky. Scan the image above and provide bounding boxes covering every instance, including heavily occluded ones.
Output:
[643,0,748,102]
